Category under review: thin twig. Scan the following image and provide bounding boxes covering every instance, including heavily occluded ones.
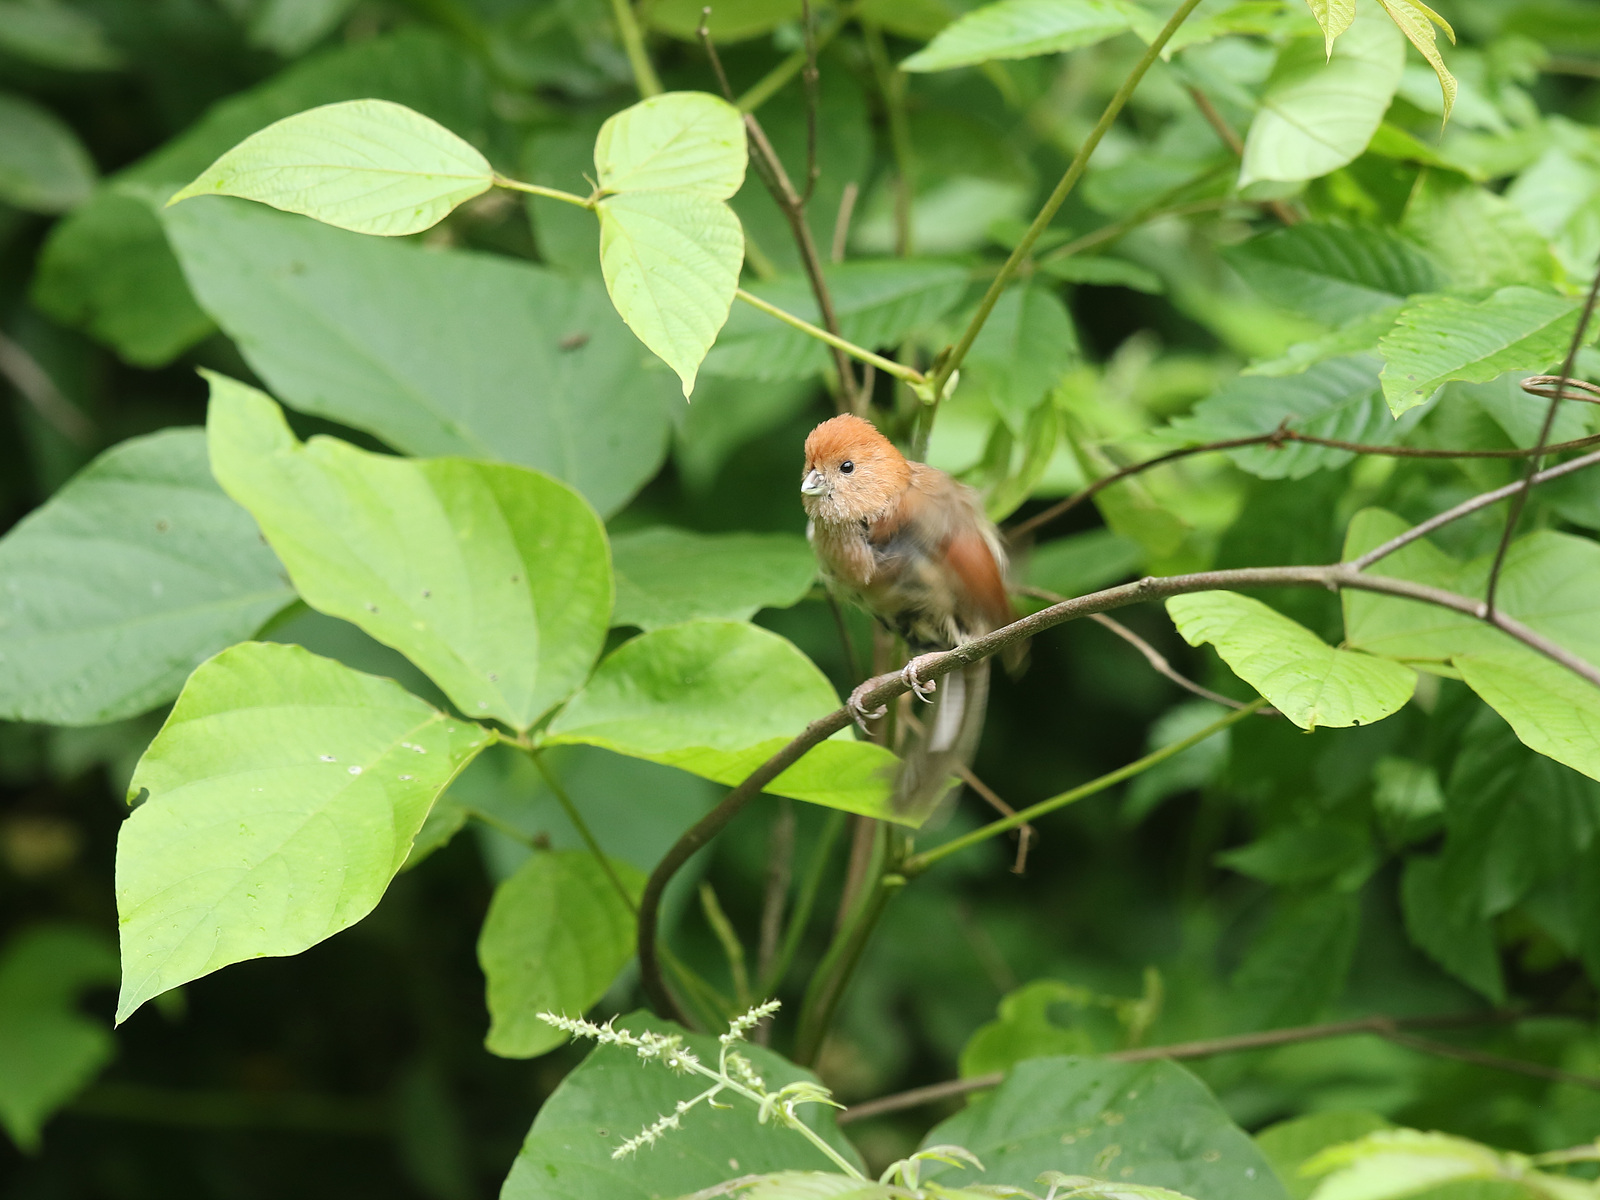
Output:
[736,0,861,113]
[699,881,751,1007]
[1485,263,1600,614]
[608,0,662,96]
[836,1011,1570,1123]
[1006,427,1600,546]
[799,0,820,206]
[831,181,859,263]
[929,0,1205,401]
[0,330,93,445]
[901,710,1038,873]
[736,288,920,383]
[759,809,847,996]
[756,799,796,1001]
[1183,84,1299,226]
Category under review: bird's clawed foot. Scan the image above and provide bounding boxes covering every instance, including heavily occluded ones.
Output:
[847,680,888,733]
[901,655,940,703]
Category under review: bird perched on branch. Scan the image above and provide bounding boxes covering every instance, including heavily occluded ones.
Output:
[800,413,1012,816]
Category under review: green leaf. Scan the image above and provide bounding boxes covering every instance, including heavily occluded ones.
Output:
[163,196,673,517]
[1255,1111,1392,1200]
[1229,890,1361,1030]
[1400,171,1562,291]
[1038,254,1164,294]
[963,283,1080,432]
[544,621,901,821]
[1036,1176,1203,1200]
[168,99,493,237]
[1302,1130,1512,1199]
[1025,529,1145,598]
[1239,10,1405,186]
[116,641,493,1023]
[704,259,967,382]
[0,92,96,213]
[206,375,610,733]
[1223,224,1445,325]
[1302,0,1355,56]
[1402,855,1505,1002]
[1245,307,1400,378]
[501,1013,862,1199]
[918,1056,1287,1198]
[479,851,642,1059]
[611,529,815,631]
[31,28,487,367]
[1374,0,1457,123]
[0,428,295,726]
[900,0,1137,73]
[597,192,745,399]
[591,92,748,397]
[1166,592,1414,730]
[595,92,747,196]
[31,192,215,367]
[1378,286,1590,416]
[1455,650,1600,784]
[1165,355,1421,480]
[0,0,122,70]
[958,980,1099,1079]
[0,925,119,1152]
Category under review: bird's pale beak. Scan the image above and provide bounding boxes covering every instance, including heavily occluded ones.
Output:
[800,468,826,496]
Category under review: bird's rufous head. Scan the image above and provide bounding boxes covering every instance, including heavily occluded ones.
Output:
[801,414,911,525]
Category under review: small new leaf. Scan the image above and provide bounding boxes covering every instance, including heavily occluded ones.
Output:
[1374,0,1457,122]
[1302,0,1355,57]
[167,99,493,235]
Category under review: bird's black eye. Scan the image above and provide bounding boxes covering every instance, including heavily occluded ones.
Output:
[840,460,854,474]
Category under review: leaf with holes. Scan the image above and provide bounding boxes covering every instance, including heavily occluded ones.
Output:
[116,641,492,1022]
[1167,592,1414,729]
[168,99,492,236]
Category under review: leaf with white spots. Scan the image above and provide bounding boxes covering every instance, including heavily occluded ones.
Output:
[115,640,492,1022]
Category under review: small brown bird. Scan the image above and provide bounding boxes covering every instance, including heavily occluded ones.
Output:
[801,413,1011,815]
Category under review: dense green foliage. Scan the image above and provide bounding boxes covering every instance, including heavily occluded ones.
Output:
[3,0,1600,1196]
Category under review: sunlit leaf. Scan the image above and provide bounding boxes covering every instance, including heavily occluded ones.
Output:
[1302,1129,1508,1199]
[544,621,902,821]
[1167,591,1414,729]
[168,99,492,236]
[1378,285,1591,415]
[1373,0,1456,123]
[1301,0,1354,57]
[900,0,1137,72]
[1455,649,1600,784]
[1239,10,1405,186]
[595,91,747,197]
[116,642,493,1022]
[207,375,610,733]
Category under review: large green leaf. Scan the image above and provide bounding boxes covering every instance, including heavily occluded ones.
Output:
[1455,649,1600,784]
[1223,225,1444,326]
[0,92,95,213]
[1342,510,1600,671]
[962,283,1080,431]
[704,259,967,382]
[0,925,119,1152]
[164,197,673,517]
[1255,1112,1392,1200]
[1167,592,1414,729]
[1239,10,1405,186]
[1402,856,1505,1004]
[1164,355,1419,480]
[594,92,748,397]
[207,375,610,733]
[479,851,642,1059]
[168,99,492,236]
[0,428,295,726]
[544,621,902,821]
[116,641,493,1023]
[611,529,815,631]
[1229,890,1361,1031]
[1400,171,1562,291]
[501,1013,862,1199]
[1378,286,1589,415]
[919,1056,1287,1199]
[30,29,487,366]
[900,0,1137,72]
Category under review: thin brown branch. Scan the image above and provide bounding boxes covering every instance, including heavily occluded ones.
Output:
[1485,263,1600,614]
[0,329,94,446]
[1522,374,1600,404]
[836,1011,1572,1124]
[1006,426,1600,546]
[799,0,820,206]
[1184,84,1299,226]
[698,9,858,414]
[831,181,859,264]
[903,710,1038,873]
[637,543,1600,1015]
[1080,603,1275,714]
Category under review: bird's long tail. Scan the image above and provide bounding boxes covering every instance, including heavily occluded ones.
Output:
[893,660,989,820]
